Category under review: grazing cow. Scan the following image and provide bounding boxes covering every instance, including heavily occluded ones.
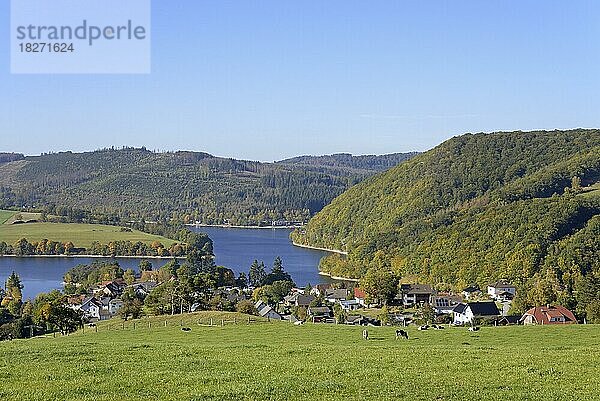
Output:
[418,325,429,331]
[362,329,369,340]
[395,329,409,340]
[181,327,192,332]
[88,323,96,328]
[468,326,480,332]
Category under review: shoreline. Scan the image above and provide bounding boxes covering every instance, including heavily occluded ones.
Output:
[188,224,303,230]
[318,271,359,282]
[0,254,186,260]
[291,241,348,255]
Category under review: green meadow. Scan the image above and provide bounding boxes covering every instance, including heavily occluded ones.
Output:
[0,209,16,225]
[0,312,598,400]
[0,221,177,248]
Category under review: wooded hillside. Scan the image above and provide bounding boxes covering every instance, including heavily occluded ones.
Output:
[0,149,415,225]
[293,130,600,317]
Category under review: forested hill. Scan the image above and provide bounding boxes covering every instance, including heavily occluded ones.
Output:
[293,129,600,316]
[0,148,415,225]
[277,152,418,172]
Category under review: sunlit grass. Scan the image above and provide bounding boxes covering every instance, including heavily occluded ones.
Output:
[0,311,598,400]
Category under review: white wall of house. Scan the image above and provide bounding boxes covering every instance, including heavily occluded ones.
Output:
[453,308,474,324]
[487,285,516,300]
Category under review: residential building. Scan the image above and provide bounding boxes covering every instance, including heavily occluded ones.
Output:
[339,299,360,311]
[324,288,349,304]
[432,295,462,314]
[399,284,434,307]
[487,280,516,301]
[283,292,315,308]
[452,301,500,325]
[521,305,577,325]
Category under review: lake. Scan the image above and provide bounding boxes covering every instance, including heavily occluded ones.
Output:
[0,227,332,299]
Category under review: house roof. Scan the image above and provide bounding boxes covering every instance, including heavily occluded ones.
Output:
[296,294,315,306]
[522,305,577,325]
[401,284,433,295]
[467,302,500,316]
[453,303,468,314]
[325,288,349,299]
[354,288,366,299]
[462,285,480,293]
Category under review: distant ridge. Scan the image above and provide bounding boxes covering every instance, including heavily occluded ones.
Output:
[0,147,416,226]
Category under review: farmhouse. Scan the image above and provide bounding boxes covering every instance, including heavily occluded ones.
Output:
[452,301,500,325]
[521,305,577,325]
[398,284,434,307]
[487,280,516,301]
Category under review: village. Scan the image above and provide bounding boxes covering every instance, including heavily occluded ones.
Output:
[69,276,579,329]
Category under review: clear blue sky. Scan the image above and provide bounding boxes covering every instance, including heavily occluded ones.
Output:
[1,1,599,161]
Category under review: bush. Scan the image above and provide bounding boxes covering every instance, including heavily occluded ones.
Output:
[236,300,257,315]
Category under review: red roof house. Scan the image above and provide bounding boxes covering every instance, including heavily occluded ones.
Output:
[521,305,577,325]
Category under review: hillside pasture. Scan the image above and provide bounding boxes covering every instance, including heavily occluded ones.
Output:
[0,312,598,400]
[0,209,16,224]
[0,222,177,248]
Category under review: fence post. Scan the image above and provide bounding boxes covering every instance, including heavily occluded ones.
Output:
[221,319,224,327]
[133,322,136,330]
[95,325,98,333]
[210,318,213,326]
[234,317,236,325]
[165,320,167,327]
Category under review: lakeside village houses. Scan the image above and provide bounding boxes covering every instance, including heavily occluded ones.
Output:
[68,277,577,327]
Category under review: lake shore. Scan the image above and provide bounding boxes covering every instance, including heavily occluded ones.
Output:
[0,254,186,260]
[188,224,302,229]
[291,241,348,255]
[318,271,359,282]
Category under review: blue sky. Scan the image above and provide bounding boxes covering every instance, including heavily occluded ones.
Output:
[1,1,599,161]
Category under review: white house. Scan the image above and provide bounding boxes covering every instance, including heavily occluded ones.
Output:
[487,280,516,301]
[79,297,103,321]
[339,299,360,311]
[452,302,500,325]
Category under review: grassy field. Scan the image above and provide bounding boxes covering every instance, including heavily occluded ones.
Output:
[580,182,600,198]
[0,312,598,400]
[0,222,177,248]
[0,209,16,224]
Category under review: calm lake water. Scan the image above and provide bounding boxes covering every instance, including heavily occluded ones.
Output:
[0,227,332,299]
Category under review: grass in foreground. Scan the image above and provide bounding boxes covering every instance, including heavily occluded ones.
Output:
[0,312,598,401]
[0,222,177,248]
